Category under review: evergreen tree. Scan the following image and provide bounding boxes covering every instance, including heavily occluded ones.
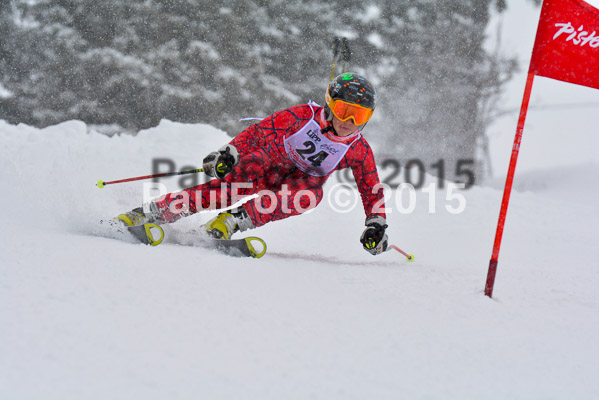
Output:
[1,0,518,181]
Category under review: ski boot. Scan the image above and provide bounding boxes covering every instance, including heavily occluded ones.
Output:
[203,207,254,239]
[116,207,154,227]
[114,205,164,246]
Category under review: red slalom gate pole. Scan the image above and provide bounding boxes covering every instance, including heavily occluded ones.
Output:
[485,72,535,298]
[96,168,203,189]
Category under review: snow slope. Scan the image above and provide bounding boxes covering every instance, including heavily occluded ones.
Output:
[1,119,598,399]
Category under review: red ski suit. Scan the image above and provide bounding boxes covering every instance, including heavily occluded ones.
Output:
[153,103,386,227]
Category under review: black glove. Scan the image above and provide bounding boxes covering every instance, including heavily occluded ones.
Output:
[360,215,388,255]
[203,144,240,179]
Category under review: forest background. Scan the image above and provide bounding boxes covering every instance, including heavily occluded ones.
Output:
[0,0,542,181]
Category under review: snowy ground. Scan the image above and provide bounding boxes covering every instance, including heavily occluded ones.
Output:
[1,119,598,399]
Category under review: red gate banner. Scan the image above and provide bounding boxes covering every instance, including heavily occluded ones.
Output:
[485,0,599,298]
[530,0,599,89]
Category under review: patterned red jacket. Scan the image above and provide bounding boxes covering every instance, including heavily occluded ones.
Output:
[229,103,386,219]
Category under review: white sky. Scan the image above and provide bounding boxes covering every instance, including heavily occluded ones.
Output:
[486,0,599,176]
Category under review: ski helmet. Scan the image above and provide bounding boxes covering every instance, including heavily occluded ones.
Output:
[324,73,376,126]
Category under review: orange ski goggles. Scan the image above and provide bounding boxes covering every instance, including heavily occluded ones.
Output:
[328,98,374,125]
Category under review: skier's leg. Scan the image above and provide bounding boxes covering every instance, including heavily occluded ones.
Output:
[243,172,328,228]
[148,178,250,223]
[200,151,299,238]
[130,148,290,226]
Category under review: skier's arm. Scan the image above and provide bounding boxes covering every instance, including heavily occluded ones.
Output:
[350,141,386,219]
[229,106,307,154]
[202,144,240,179]
[204,104,312,179]
[349,140,389,255]
[203,113,279,179]
[228,122,267,154]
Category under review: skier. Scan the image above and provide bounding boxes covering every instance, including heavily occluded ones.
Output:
[116,73,389,255]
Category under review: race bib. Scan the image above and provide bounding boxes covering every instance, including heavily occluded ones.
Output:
[284,119,359,176]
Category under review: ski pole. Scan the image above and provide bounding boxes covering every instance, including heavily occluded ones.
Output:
[330,37,340,80]
[340,37,351,74]
[97,168,203,189]
[389,244,415,262]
